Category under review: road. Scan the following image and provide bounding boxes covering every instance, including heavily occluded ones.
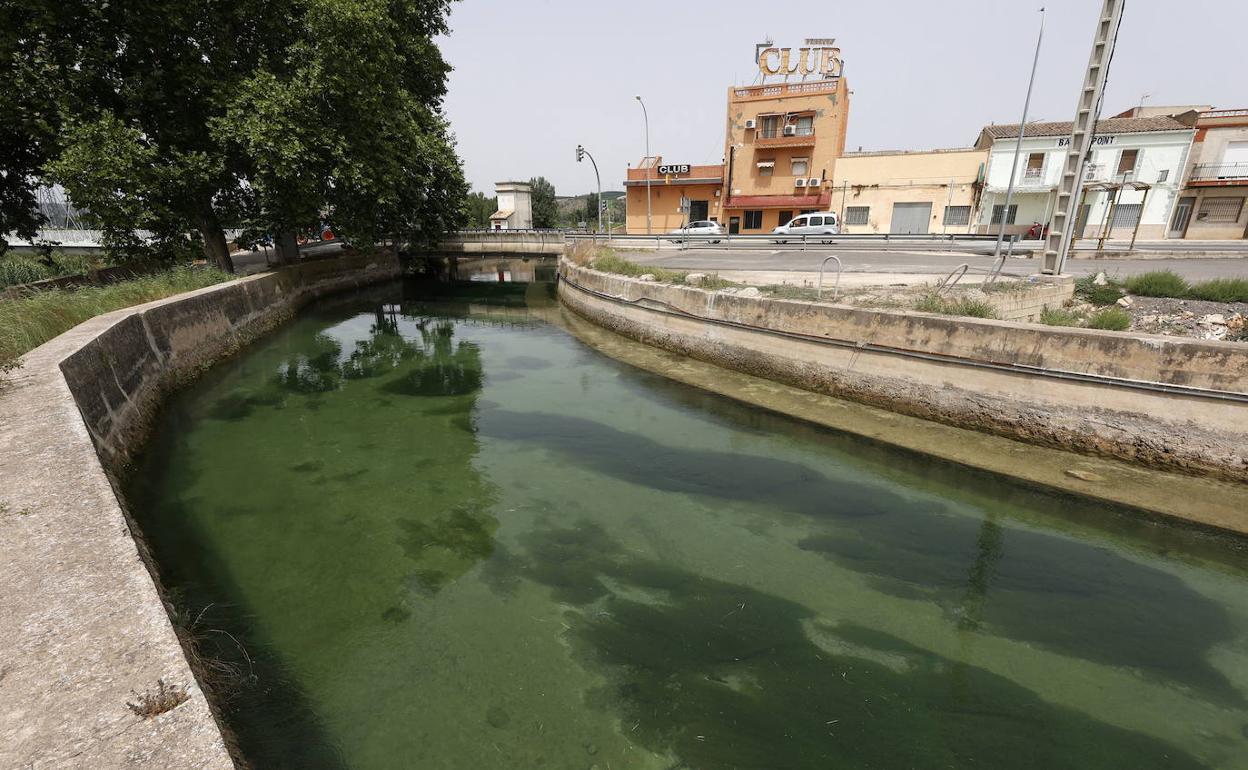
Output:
[619,246,1248,282]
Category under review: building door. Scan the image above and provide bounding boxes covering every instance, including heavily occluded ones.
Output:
[1169,196,1195,238]
[689,200,708,222]
[777,210,793,228]
[890,202,932,234]
[728,216,740,234]
[1075,203,1092,239]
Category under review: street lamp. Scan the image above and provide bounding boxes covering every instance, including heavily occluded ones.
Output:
[992,8,1046,264]
[635,95,652,235]
[576,144,603,235]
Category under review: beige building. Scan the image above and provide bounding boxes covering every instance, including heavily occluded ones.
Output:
[489,181,533,230]
[1170,108,1248,240]
[831,148,986,234]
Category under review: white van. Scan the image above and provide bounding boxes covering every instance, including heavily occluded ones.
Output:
[771,212,840,243]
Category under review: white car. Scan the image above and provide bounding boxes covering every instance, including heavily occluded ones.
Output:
[668,220,724,243]
[771,212,840,243]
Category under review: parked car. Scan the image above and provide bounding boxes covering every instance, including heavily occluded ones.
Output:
[771,212,840,243]
[668,220,724,243]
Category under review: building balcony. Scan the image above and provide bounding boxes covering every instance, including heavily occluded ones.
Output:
[755,129,817,149]
[1189,162,1248,185]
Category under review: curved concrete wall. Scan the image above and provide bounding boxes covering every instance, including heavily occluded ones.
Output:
[0,253,400,769]
[559,259,1248,484]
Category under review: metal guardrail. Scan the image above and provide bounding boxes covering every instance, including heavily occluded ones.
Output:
[565,232,1000,252]
[1190,162,1248,182]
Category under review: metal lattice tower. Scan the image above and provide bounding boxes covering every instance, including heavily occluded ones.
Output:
[1042,0,1126,274]
[35,185,84,229]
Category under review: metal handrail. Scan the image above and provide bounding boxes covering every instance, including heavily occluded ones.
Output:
[936,263,970,294]
[985,238,1015,286]
[1190,162,1248,181]
[817,255,842,301]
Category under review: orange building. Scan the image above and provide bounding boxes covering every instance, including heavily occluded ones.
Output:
[624,41,849,235]
[623,160,725,234]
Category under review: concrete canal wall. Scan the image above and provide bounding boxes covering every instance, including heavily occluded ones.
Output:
[559,258,1248,486]
[0,252,400,769]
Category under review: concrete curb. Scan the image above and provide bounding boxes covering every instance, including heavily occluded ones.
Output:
[558,258,1248,489]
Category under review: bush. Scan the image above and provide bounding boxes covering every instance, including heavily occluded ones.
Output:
[914,293,997,319]
[1073,274,1124,306]
[1039,307,1082,327]
[1086,308,1131,331]
[1187,277,1248,304]
[0,266,232,369]
[1125,270,1189,298]
[0,257,55,289]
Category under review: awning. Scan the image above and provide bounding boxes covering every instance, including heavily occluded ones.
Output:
[756,161,775,168]
[488,210,513,220]
[724,192,832,209]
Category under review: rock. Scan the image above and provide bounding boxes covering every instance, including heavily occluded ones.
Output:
[1116,296,1133,308]
[718,287,739,295]
[637,273,656,282]
[1198,314,1226,326]
[1092,271,1108,286]
[736,287,761,298]
[685,272,707,285]
[1065,469,1106,483]
[1227,314,1245,332]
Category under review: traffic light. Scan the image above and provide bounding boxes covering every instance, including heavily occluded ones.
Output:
[600,199,608,213]
[576,145,584,162]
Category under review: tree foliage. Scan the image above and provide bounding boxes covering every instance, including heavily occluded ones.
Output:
[1,0,467,267]
[529,176,557,229]
[463,192,497,228]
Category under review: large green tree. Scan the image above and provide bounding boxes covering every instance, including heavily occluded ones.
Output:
[528,176,557,229]
[3,0,466,269]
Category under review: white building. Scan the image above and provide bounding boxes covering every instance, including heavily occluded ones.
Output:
[489,181,533,230]
[973,113,1198,241]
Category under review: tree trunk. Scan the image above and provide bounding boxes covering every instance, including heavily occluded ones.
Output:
[273,230,300,266]
[197,209,234,273]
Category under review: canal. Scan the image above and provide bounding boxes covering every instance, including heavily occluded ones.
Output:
[125,265,1248,769]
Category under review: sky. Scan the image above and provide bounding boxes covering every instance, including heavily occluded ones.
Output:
[438,0,1248,196]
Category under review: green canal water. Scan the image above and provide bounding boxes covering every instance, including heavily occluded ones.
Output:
[126,272,1248,769]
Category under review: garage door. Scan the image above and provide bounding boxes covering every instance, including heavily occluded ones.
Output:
[890,202,932,234]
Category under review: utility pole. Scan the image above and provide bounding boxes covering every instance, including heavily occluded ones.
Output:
[1043,0,1126,274]
[635,95,652,234]
[992,8,1046,265]
[576,144,602,234]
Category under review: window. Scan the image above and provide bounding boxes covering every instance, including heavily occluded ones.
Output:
[1110,203,1143,228]
[757,159,775,177]
[990,204,1018,225]
[1024,152,1044,179]
[743,210,764,229]
[760,115,781,139]
[794,115,814,136]
[777,210,793,227]
[845,206,870,225]
[809,216,824,226]
[791,157,809,176]
[1116,149,1140,177]
[943,205,971,226]
[1156,169,1169,183]
[1196,197,1245,223]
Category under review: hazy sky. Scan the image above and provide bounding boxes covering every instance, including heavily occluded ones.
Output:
[439,0,1247,195]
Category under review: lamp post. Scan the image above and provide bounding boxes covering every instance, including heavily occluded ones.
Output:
[576,144,603,235]
[992,7,1046,264]
[635,95,652,235]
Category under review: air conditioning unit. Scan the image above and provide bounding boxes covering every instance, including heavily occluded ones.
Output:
[744,119,757,130]
[783,125,797,136]
[794,178,807,188]
[807,178,822,187]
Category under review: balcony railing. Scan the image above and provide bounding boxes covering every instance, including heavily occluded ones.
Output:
[1190,162,1248,182]
[759,126,815,139]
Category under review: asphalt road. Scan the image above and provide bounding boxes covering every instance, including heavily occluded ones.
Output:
[621,246,1248,282]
